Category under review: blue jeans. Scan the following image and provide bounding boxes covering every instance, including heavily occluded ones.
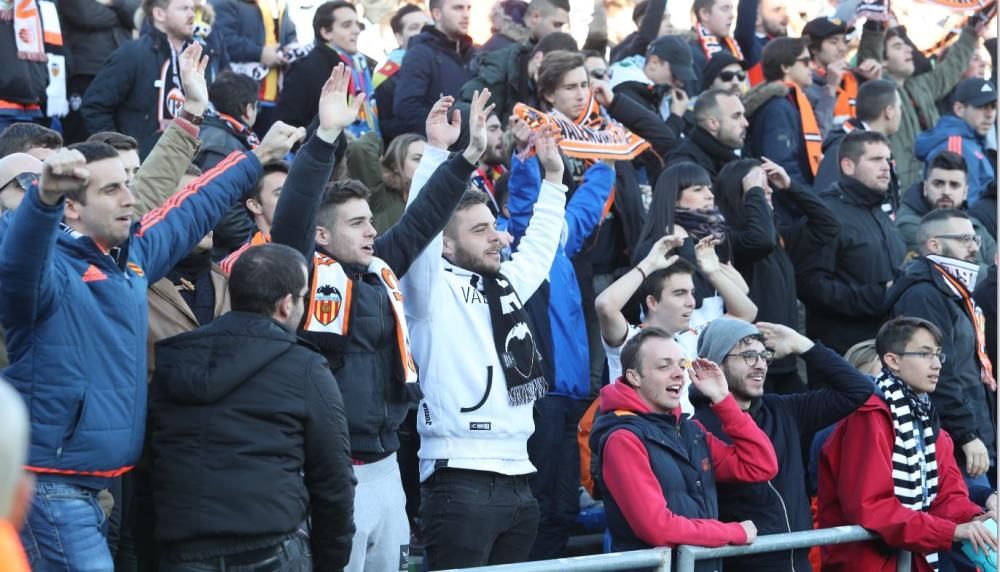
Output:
[20,480,114,572]
[0,108,45,134]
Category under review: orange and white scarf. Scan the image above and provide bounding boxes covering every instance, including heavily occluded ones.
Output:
[695,22,743,62]
[512,97,650,162]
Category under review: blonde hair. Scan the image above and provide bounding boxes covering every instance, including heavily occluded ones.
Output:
[844,339,880,376]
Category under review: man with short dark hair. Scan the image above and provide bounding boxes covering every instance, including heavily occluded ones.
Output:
[0,51,300,567]
[400,121,565,570]
[818,316,995,572]
[392,0,475,136]
[522,0,570,42]
[916,77,997,203]
[689,0,749,89]
[277,1,378,136]
[82,0,201,158]
[150,242,356,571]
[373,4,431,141]
[665,89,747,180]
[608,34,695,124]
[693,319,873,572]
[209,0,296,135]
[0,123,62,159]
[590,327,776,564]
[815,78,902,194]
[896,151,996,280]
[216,161,288,267]
[745,36,822,187]
[798,130,906,355]
[87,131,141,189]
[888,209,997,489]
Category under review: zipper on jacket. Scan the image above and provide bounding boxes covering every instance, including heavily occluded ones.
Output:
[377,285,387,454]
[767,480,795,572]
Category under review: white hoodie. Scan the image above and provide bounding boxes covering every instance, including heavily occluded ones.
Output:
[400,145,567,482]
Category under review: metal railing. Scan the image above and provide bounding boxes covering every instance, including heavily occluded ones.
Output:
[443,525,912,572]
[675,525,912,572]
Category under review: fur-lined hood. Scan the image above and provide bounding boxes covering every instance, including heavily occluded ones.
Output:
[490,3,531,45]
[743,81,788,118]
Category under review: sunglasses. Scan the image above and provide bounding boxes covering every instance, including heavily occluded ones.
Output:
[718,70,746,82]
[590,69,608,80]
[0,171,39,192]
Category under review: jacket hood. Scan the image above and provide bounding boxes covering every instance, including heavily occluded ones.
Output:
[154,311,301,404]
[901,181,929,216]
[743,81,788,117]
[492,9,530,44]
[599,380,683,419]
[411,25,474,55]
[915,115,979,162]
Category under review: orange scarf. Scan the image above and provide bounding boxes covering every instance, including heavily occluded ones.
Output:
[932,264,997,391]
[512,97,650,162]
[785,81,823,176]
[695,23,743,61]
[833,70,858,123]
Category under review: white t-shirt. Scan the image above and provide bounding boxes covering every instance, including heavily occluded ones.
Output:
[601,322,708,416]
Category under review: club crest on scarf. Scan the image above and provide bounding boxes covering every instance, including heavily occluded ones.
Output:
[314,284,343,326]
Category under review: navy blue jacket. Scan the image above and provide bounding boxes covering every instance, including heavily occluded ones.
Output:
[747,86,815,187]
[208,0,295,65]
[392,25,474,136]
[0,151,262,489]
[508,155,613,399]
[693,343,873,572]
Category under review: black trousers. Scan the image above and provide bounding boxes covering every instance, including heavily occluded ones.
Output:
[160,532,311,572]
[420,468,539,570]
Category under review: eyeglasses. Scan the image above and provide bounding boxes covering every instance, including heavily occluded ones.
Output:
[0,172,39,192]
[718,70,746,82]
[590,69,608,80]
[896,351,947,364]
[725,350,774,367]
[933,233,982,247]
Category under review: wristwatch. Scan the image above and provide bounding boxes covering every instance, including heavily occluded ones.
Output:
[177,108,204,125]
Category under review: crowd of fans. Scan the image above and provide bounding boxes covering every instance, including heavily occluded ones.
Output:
[0,0,997,570]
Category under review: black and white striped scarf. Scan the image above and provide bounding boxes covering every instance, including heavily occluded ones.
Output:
[876,368,940,570]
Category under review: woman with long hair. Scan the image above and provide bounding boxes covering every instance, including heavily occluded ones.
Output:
[345,131,426,234]
[715,157,840,392]
[635,161,752,325]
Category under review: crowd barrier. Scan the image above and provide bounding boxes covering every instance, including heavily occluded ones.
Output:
[442,525,914,572]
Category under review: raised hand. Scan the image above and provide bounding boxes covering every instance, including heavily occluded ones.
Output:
[463,89,496,165]
[509,115,534,154]
[40,149,89,206]
[592,81,614,108]
[695,235,722,275]
[670,88,689,118]
[317,63,365,141]
[755,321,813,359]
[760,157,790,190]
[534,124,564,183]
[426,96,460,150]
[179,41,210,116]
[741,166,768,194]
[253,121,306,164]
[689,358,730,404]
[825,60,848,95]
[639,234,683,275]
[856,58,882,80]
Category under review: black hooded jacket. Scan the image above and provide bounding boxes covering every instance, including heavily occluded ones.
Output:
[150,311,356,569]
[664,126,741,182]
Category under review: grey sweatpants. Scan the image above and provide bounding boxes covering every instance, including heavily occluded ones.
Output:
[345,453,411,572]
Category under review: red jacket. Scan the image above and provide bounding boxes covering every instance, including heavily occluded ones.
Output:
[817,394,983,572]
[598,382,779,548]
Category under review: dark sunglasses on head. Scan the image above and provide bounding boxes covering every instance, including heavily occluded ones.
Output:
[718,70,746,82]
[590,69,608,80]
[0,172,39,192]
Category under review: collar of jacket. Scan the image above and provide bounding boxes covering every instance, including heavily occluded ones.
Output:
[144,25,178,54]
[689,126,740,163]
[743,80,789,117]
[419,25,473,55]
[836,175,889,208]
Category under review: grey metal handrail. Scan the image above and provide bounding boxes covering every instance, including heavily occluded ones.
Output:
[440,547,671,571]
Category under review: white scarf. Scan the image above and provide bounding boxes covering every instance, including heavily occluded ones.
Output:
[926,254,979,291]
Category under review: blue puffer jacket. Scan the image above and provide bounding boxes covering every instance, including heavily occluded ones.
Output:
[0,151,262,489]
[915,115,996,204]
[507,155,613,399]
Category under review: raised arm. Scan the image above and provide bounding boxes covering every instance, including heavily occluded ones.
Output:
[0,150,90,326]
[727,167,778,265]
[377,91,492,275]
[596,235,682,347]
[132,43,209,218]
[689,359,778,483]
[270,64,363,259]
[734,0,762,65]
[909,25,979,102]
[696,236,758,321]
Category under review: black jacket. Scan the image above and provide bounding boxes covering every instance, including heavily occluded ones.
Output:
[209,0,295,64]
[887,257,997,463]
[270,142,477,457]
[59,0,138,78]
[664,126,741,182]
[0,19,48,104]
[693,343,873,572]
[814,118,900,214]
[797,176,906,354]
[607,83,685,185]
[728,185,840,374]
[974,264,997,374]
[969,184,997,240]
[196,114,257,259]
[392,25,474,136]
[276,44,376,129]
[80,27,174,158]
[150,311,355,569]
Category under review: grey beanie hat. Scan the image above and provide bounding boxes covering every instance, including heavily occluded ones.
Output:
[697,318,760,365]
